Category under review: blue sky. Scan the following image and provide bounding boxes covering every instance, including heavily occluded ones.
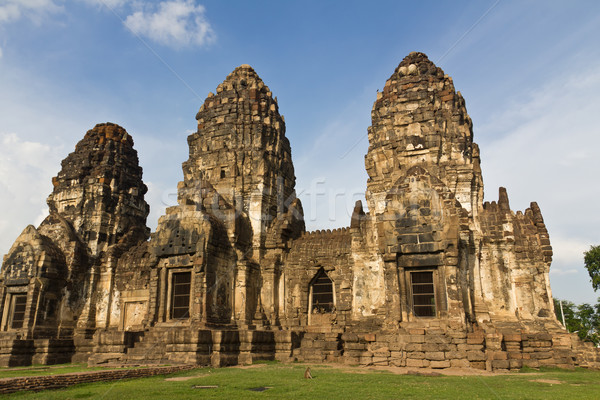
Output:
[1,0,600,304]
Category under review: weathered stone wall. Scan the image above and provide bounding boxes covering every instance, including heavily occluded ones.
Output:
[281,228,352,329]
[147,204,235,326]
[376,167,469,322]
[476,189,554,322]
[0,338,74,367]
[289,322,600,371]
[112,242,154,331]
[0,226,67,338]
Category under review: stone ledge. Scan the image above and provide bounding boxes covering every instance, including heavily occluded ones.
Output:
[0,364,196,394]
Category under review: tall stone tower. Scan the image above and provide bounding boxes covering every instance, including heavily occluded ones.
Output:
[360,52,553,325]
[47,123,149,256]
[365,52,483,216]
[147,65,303,328]
[0,122,149,358]
[180,64,299,257]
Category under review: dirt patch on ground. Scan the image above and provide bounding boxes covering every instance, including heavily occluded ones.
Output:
[172,362,541,380]
[234,362,510,377]
[165,374,209,381]
[230,363,268,370]
[320,364,497,377]
[164,363,266,381]
[530,379,564,385]
[376,366,495,376]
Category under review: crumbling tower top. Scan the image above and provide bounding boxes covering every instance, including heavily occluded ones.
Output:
[365,52,483,215]
[393,51,445,77]
[181,65,300,251]
[47,122,149,256]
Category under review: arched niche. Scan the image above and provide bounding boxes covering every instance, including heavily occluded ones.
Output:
[307,268,336,326]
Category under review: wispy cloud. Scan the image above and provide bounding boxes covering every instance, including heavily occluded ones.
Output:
[550,268,579,277]
[477,59,600,303]
[0,0,62,25]
[480,63,600,224]
[124,0,215,48]
[82,0,131,9]
[0,132,64,253]
[0,0,63,60]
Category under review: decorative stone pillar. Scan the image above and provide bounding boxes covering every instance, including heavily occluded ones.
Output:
[157,266,167,323]
[260,262,278,326]
[233,261,249,326]
[383,255,402,327]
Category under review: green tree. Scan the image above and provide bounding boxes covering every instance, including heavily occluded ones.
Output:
[554,298,578,332]
[576,303,600,344]
[584,245,600,291]
[554,298,600,345]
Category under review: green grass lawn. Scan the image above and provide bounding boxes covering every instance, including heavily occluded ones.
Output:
[2,362,599,399]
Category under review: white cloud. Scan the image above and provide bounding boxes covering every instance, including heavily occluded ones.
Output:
[0,133,64,258]
[144,180,177,231]
[82,0,131,9]
[551,236,589,268]
[0,0,62,59]
[0,0,62,25]
[124,0,215,48]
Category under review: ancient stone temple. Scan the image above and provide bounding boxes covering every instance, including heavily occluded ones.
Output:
[1,53,598,370]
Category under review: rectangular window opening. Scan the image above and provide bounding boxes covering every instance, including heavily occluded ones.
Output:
[411,271,436,317]
[11,294,27,329]
[171,271,191,319]
[311,272,334,313]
